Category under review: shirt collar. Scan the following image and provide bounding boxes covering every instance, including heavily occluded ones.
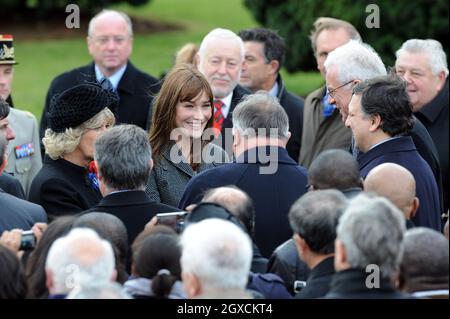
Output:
[268,81,279,97]
[95,64,127,91]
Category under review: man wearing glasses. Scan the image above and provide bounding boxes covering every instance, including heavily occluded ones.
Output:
[39,10,160,155]
[325,40,444,222]
[299,18,360,168]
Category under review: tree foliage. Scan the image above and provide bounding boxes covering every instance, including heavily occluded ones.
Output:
[244,0,449,73]
[3,0,150,18]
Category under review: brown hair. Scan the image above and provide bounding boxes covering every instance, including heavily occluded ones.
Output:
[309,17,361,56]
[174,43,198,66]
[149,64,214,165]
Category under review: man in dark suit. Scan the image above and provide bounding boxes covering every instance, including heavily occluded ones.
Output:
[194,28,250,156]
[326,193,410,299]
[82,124,178,249]
[347,75,441,231]
[238,28,304,161]
[40,10,160,155]
[395,39,449,214]
[179,92,309,257]
[0,124,47,233]
[289,190,348,299]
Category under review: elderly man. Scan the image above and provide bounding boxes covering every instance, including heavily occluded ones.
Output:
[325,40,443,207]
[347,75,441,230]
[398,227,449,298]
[195,28,250,155]
[181,218,253,299]
[179,92,308,257]
[40,10,160,152]
[365,163,419,228]
[395,39,449,214]
[45,228,116,298]
[325,193,409,298]
[238,28,304,161]
[299,18,360,168]
[0,35,42,197]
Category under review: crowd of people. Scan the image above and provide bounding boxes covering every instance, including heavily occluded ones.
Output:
[0,9,448,299]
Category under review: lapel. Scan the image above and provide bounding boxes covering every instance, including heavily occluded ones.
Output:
[116,61,135,95]
[162,142,196,178]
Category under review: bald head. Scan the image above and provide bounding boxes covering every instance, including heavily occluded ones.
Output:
[364,163,419,219]
[202,186,255,237]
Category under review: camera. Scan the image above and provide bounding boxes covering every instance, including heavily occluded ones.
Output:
[293,280,307,294]
[20,230,36,251]
[156,211,188,233]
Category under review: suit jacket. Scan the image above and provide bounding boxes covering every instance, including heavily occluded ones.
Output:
[267,238,310,295]
[358,136,441,231]
[415,77,449,214]
[40,62,161,153]
[0,172,25,199]
[6,108,43,197]
[179,146,309,257]
[146,142,229,207]
[82,190,179,272]
[299,86,352,168]
[0,188,47,234]
[83,190,178,248]
[276,75,304,162]
[214,85,250,157]
[28,157,102,220]
[324,268,412,299]
[295,256,335,299]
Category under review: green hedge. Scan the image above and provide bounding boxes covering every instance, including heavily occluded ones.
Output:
[244,0,449,73]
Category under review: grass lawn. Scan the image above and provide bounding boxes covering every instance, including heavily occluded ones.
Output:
[12,0,323,119]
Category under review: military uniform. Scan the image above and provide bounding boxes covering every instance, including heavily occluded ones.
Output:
[6,107,42,196]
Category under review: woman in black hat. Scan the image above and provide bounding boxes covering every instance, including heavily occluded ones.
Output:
[28,83,116,220]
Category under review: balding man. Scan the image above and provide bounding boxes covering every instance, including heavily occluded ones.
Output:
[40,9,160,153]
[195,28,250,155]
[365,163,419,228]
[299,17,360,168]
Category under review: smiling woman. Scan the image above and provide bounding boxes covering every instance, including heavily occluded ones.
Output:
[146,64,229,207]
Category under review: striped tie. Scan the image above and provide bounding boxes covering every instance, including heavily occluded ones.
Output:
[213,99,225,138]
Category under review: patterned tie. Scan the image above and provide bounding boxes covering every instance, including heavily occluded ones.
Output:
[213,99,225,138]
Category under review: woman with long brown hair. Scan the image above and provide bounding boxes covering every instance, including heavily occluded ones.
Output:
[146,64,228,207]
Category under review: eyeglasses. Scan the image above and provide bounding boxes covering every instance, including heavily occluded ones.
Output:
[328,80,354,99]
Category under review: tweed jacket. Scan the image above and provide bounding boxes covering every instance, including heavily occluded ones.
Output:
[145,142,229,207]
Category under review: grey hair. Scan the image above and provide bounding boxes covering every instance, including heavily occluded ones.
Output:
[337,193,405,279]
[67,282,131,299]
[88,9,133,37]
[395,39,449,77]
[232,91,289,139]
[198,28,245,61]
[324,40,387,84]
[94,124,151,190]
[43,108,115,160]
[45,228,115,294]
[181,218,252,290]
[400,227,449,288]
